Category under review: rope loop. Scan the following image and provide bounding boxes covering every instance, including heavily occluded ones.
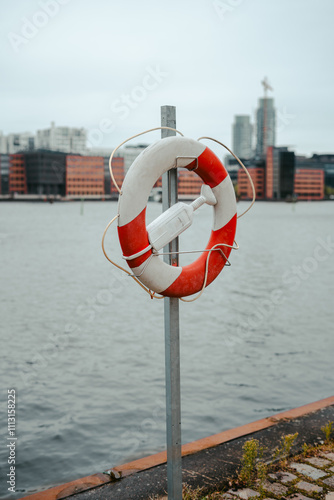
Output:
[197,136,255,218]
[103,128,255,301]
[109,127,184,195]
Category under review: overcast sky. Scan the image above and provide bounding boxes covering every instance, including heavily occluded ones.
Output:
[1,0,333,157]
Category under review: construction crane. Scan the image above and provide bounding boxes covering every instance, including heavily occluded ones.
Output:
[261,77,273,156]
[261,76,273,97]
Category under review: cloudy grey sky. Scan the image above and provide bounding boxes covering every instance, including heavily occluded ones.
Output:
[1,0,333,156]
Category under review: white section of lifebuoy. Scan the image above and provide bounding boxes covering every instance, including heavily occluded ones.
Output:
[131,257,182,294]
[118,136,206,227]
[211,176,237,231]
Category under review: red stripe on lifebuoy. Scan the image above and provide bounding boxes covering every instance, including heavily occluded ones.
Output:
[160,214,237,297]
[117,207,152,268]
[190,147,228,188]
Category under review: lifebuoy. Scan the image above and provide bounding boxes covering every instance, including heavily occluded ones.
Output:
[117,136,237,298]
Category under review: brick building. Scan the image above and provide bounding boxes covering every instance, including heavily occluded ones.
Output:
[104,156,125,196]
[296,154,333,192]
[266,147,295,200]
[66,155,104,196]
[178,168,203,198]
[8,154,27,194]
[238,167,265,200]
[151,169,203,199]
[294,168,324,200]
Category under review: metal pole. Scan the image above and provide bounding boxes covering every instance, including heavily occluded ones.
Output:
[161,105,182,500]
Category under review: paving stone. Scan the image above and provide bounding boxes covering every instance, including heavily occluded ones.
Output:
[306,456,331,467]
[325,493,334,500]
[290,462,327,480]
[263,481,288,495]
[323,476,334,488]
[330,466,334,473]
[321,452,334,461]
[228,488,260,499]
[286,495,312,500]
[295,480,323,493]
[269,471,297,483]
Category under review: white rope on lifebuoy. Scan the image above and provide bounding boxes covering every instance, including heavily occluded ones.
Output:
[102,128,255,301]
[108,127,184,195]
[197,136,256,218]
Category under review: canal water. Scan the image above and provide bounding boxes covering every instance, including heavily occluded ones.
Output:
[1,200,333,498]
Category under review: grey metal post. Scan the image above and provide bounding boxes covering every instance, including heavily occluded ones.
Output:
[161,105,182,499]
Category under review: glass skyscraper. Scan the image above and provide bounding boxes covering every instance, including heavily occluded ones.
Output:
[232,115,253,159]
[256,97,276,157]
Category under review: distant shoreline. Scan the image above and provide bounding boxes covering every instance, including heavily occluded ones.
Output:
[0,194,332,203]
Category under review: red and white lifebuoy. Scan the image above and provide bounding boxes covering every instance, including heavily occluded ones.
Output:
[117,136,237,298]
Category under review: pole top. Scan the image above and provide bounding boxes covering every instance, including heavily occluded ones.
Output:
[161,106,176,139]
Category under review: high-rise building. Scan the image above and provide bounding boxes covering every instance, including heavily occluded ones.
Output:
[256,98,276,157]
[0,131,35,154]
[232,115,253,159]
[36,122,87,154]
[7,133,35,154]
[0,133,6,153]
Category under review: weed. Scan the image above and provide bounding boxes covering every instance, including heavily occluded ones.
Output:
[182,483,204,499]
[302,442,313,457]
[239,438,265,486]
[321,421,333,442]
[273,433,298,464]
[256,461,268,496]
[149,484,205,499]
[150,435,332,500]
